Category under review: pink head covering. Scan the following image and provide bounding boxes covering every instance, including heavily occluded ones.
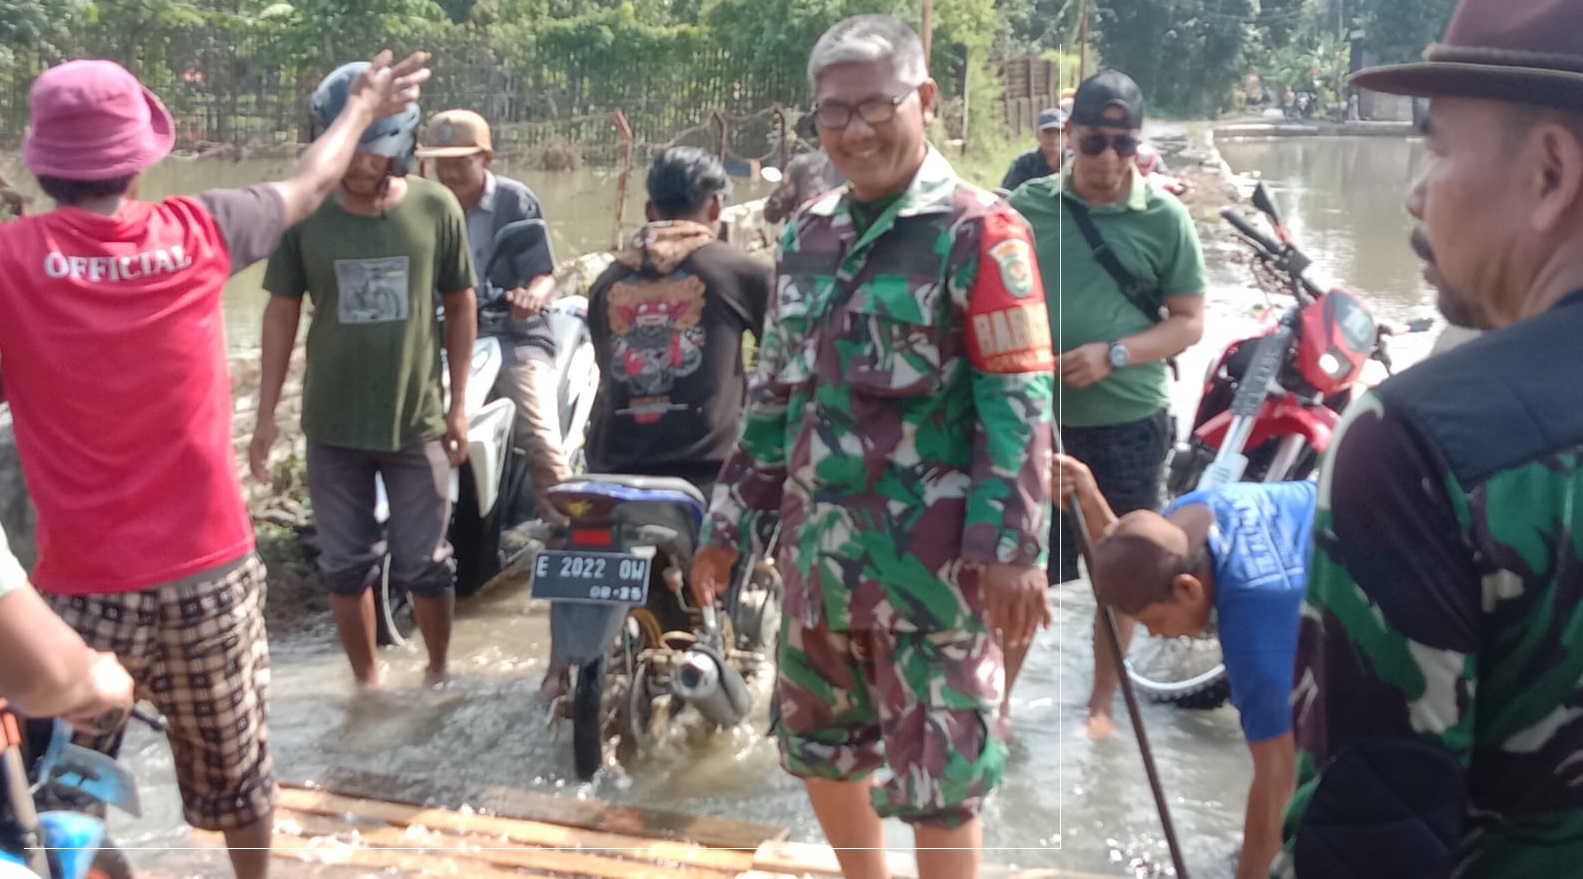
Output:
[23,60,174,181]
[1135,142,1160,176]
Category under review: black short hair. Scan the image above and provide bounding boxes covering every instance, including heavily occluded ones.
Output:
[646,146,730,220]
[36,175,135,206]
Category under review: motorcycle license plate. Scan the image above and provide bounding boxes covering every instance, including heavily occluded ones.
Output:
[530,550,651,605]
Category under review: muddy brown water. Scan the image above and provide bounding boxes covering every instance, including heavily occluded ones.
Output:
[29,135,1443,878]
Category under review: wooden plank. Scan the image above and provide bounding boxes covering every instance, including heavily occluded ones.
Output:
[752,839,919,879]
[276,787,756,874]
[288,774,791,850]
[277,811,725,879]
[192,830,547,878]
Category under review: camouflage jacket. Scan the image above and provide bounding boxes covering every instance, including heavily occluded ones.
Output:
[1275,289,1583,878]
[701,148,1056,633]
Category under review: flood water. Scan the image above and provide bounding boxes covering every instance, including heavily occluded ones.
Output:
[56,134,1443,878]
[0,154,771,353]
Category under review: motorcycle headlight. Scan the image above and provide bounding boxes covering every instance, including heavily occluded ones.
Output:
[1319,350,1353,380]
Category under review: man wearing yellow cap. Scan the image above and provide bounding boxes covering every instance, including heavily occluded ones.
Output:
[417,110,570,528]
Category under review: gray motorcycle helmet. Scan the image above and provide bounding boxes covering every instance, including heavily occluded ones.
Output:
[309,60,420,176]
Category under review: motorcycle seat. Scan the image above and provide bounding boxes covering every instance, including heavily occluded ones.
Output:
[567,473,708,507]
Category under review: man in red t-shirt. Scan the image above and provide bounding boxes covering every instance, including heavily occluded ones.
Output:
[0,51,431,879]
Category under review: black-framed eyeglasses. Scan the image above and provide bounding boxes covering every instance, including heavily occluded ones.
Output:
[811,86,920,130]
[1077,131,1141,158]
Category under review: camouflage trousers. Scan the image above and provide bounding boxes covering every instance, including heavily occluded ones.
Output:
[772,618,1006,828]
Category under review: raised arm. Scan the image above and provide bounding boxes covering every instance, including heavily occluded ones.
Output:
[268,49,432,228]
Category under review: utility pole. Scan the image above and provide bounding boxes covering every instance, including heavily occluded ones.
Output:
[921,0,934,73]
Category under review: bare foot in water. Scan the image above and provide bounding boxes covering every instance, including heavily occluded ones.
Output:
[424,666,450,689]
[1082,710,1117,740]
[538,665,570,701]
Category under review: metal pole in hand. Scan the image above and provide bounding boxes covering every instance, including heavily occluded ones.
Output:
[1053,431,1192,879]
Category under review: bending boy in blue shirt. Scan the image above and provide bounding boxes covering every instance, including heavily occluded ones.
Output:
[1058,453,1313,879]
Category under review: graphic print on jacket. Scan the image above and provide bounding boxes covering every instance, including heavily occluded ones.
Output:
[607,271,707,419]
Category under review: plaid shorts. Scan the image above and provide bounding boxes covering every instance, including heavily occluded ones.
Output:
[42,554,276,831]
[1051,409,1172,584]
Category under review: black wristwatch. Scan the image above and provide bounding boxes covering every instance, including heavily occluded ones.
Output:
[1107,340,1131,369]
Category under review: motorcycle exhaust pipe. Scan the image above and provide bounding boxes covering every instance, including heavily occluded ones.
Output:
[670,643,752,728]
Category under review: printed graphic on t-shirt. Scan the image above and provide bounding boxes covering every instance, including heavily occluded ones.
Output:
[606,274,706,423]
[334,256,411,324]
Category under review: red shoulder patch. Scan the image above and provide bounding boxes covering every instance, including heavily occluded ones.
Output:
[967,209,1054,374]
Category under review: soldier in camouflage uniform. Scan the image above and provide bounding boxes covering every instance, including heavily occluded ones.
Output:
[690,15,1055,879]
[1276,1,1583,876]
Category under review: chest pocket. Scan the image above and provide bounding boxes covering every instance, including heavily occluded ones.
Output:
[844,275,951,398]
[762,260,830,391]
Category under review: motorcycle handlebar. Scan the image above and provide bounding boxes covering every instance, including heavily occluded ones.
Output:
[131,706,167,733]
[1220,206,1283,255]
[1221,206,1327,302]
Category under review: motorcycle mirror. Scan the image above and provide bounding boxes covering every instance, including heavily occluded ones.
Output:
[42,742,143,818]
[485,219,557,293]
[1251,183,1282,224]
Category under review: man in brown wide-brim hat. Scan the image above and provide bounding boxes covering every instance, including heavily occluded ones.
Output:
[1276,2,1583,878]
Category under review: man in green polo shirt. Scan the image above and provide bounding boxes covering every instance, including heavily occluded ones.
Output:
[1004,69,1207,737]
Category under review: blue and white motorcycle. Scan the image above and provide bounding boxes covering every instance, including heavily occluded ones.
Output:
[528,479,783,780]
[0,705,162,879]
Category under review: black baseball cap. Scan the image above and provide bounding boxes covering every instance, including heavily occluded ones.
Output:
[1070,69,1145,129]
[1037,107,1066,130]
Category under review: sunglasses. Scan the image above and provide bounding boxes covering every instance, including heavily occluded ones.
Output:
[1077,132,1141,158]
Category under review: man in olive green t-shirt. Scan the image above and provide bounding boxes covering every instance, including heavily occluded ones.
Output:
[1005,70,1207,736]
[251,62,477,689]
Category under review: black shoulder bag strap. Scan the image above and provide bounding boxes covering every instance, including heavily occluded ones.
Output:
[1064,198,1180,380]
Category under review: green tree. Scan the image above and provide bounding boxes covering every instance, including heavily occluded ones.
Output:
[702,0,909,105]
[1256,0,1309,48]
[1355,0,1456,64]
[0,0,90,64]
[1001,0,1083,54]
[1094,0,1255,116]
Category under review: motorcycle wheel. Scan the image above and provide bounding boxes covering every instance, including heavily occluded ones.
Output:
[374,556,414,649]
[625,657,669,759]
[572,657,606,781]
[1124,628,1230,710]
[449,462,503,599]
[732,561,784,656]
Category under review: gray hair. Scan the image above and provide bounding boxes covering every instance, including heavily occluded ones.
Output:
[807,15,927,92]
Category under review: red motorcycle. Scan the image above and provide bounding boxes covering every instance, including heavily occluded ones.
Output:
[1164,182,1432,495]
[1126,183,1432,710]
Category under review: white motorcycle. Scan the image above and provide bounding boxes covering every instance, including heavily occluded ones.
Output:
[373,221,600,646]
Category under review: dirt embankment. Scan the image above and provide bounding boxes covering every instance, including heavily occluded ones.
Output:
[1149,123,1247,241]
